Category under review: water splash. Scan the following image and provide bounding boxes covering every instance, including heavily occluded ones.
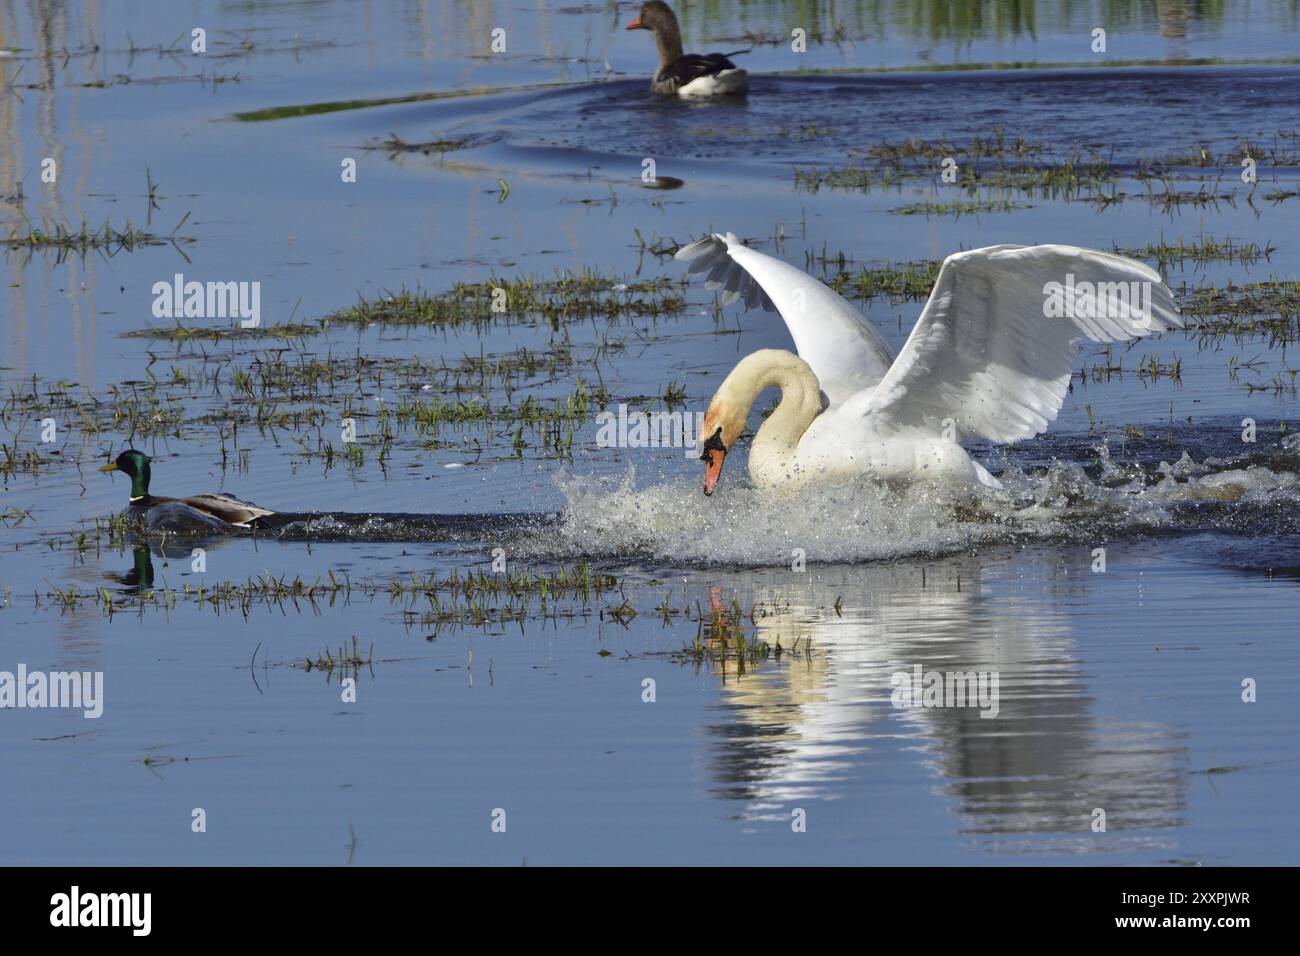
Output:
[538,442,1300,565]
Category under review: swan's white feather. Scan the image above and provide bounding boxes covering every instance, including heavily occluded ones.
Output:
[682,235,1182,492]
[864,244,1182,442]
[675,232,895,402]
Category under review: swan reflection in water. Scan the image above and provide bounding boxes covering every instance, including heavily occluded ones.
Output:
[694,548,1186,855]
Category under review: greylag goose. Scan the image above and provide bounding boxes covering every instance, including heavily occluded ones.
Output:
[625,1,748,97]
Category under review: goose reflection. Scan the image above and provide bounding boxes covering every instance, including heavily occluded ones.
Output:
[697,549,1186,853]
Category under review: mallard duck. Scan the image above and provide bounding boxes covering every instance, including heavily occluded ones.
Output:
[100,448,276,530]
[625,1,748,97]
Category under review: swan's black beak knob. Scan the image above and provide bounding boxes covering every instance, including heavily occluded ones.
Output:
[700,428,727,496]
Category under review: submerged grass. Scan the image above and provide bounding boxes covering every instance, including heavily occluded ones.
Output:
[891,197,1026,216]
[793,129,1300,212]
[820,259,942,302]
[0,332,630,466]
[795,139,1116,201]
[34,559,625,632]
[865,129,1045,163]
[26,557,821,677]
[300,635,374,675]
[124,320,320,342]
[0,438,58,477]
[1116,235,1276,270]
[326,273,686,330]
[364,132,496,155]
[1139,137,1300,170]
[2,215,194,260]
[1181,279,1300,346]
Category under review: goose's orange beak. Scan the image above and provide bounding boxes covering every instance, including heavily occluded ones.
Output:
[625,17,644,30]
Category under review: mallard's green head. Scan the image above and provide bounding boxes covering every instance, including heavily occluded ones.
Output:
[100,448,152,500]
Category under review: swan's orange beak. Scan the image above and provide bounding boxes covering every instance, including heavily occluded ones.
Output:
[702,447,725,495]
[700,427,727,496]
[625,17,644,30]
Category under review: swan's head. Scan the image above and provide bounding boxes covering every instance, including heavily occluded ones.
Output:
[699,400,745,496]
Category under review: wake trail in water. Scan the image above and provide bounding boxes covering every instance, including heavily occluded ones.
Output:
[261,511,552,543]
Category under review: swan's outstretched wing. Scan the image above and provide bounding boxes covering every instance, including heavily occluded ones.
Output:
[676,232,895,403]
[860,244,1182,442]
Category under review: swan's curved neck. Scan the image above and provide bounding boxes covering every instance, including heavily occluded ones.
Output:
[716,349,822,484]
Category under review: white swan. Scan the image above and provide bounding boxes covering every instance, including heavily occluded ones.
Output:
[676,234,1182,495]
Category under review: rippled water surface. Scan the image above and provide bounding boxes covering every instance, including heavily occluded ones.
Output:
[2,1,1299,865]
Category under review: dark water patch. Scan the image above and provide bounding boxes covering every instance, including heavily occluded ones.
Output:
[436,67,1300,181]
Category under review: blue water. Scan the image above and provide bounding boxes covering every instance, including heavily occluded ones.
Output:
[2,0,1299,865]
